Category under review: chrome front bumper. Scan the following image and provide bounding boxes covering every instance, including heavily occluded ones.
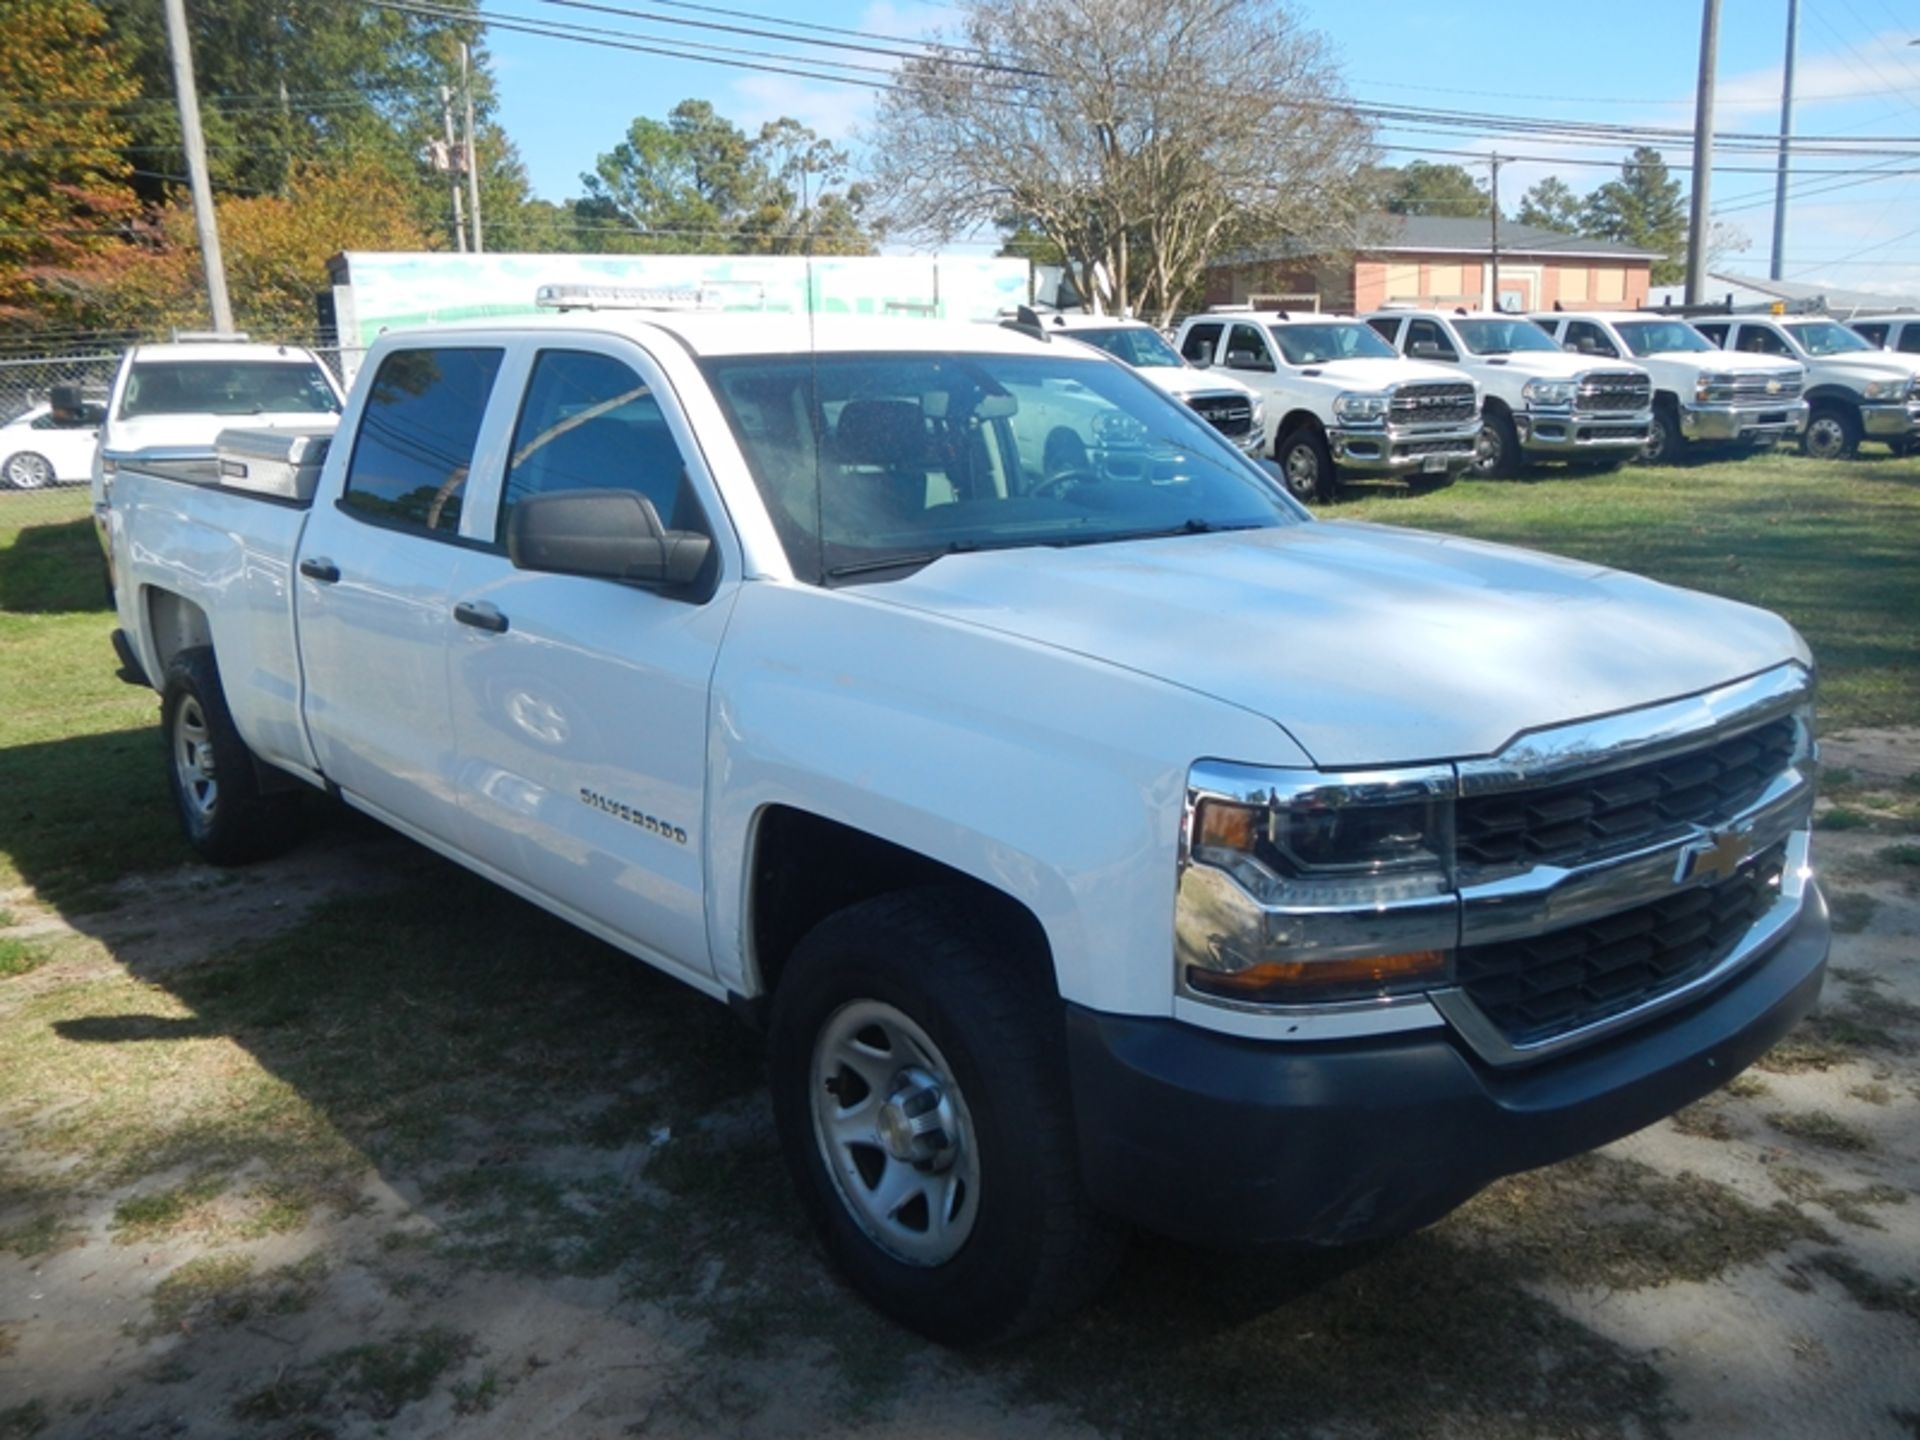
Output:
[1330,421,1481,476]
[1860,400,1920,438]
[1516,408,1652,455]
[1682,399,1809,441]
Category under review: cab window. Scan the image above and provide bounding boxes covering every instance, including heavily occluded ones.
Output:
[1695,322,1730,346]
[1853,323,1890,349]
[1404,319,1457,360]
[499,349,709,545]
[1564,321,1618,357]
[1366,316,1401,344]
[340,347,504,535]
[1736,326,1791,356]
[1898,326,1920,356]
[1179,323,1223,365]
[1223,324,1274,372]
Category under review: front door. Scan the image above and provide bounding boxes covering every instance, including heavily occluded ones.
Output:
[446,343,735,978]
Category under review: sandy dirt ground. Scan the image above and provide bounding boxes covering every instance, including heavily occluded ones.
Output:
[0,734,1915,1440]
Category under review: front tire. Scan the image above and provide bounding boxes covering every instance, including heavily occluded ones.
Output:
[1802,403,1861,461]
[2,450,55,490]
[1640,401,1683,465]
[162,647,304,865]
[768,889,1126,1346]
[1275,425,1335,503]
[1472,408,1521,479]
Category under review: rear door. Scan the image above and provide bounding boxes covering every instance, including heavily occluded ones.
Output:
[444,339,737,978]
[298,343,508,839]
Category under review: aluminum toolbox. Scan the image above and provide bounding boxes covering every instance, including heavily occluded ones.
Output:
[214,424,338,503]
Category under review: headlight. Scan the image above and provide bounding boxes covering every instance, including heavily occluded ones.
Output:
[1182,766,1456,1005]
[1333,391,1391,424]
[1523,379,1577,408]
[1695,372,1737,402]
[1862,379,1905,402]
[1249,395,1266,431]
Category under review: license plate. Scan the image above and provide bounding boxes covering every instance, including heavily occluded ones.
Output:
[1422,454,1449,473]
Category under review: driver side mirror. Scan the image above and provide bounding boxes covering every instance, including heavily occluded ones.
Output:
[509,489,712,594]
[1409,340,1451,359]
[1225,349,1273,372]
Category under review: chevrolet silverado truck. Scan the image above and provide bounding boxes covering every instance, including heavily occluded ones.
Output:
[1029,313,1265,458]
[1366,309,1653,478]
[1173,307,1480,502]
[1694,315,1920,461]
[1532,312,1807,463]
[106,304,1830,1346]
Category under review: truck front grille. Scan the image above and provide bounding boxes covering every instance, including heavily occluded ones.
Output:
[1732,372,1804,402]
[1187,393,1255,438]
[1456,716,1797,871]
[1390,382,1476,426]
[1455,844,1785,1045]
[1576,371,1652,413]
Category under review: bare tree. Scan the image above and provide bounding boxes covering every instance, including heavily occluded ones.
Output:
[868,0,1373,325]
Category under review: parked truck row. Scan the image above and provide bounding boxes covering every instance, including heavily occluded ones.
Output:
[97,291,1831,1344]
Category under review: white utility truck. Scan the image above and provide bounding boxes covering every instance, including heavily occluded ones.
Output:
[1531,312,1807,463]
[1693,315,1920,460]
[1365,308,1654,477]
[104,295,1829,1345]
[1173,307,1480,501]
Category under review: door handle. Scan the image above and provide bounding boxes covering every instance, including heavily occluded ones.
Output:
[298,556,340,584]
[454,600,508,634]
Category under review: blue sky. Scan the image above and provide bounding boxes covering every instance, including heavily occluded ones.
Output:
[484,0,1920,295]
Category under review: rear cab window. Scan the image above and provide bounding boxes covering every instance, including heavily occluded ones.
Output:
[119,359,340,418]
[340,347,505,537]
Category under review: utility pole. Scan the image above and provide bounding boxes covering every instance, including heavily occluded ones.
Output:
[461,42,484,254]
[161,0,234,332]
[1489,153,1503,310]
[440,85,467,252]
[1770,0,1799,280]
[1686,0,1722,305]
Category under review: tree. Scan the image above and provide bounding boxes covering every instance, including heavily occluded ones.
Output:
[0,0,139,330]
[867,0,1374,325]
[1370,162,1490,219]
[1516,177,1583,234]
[581,101,875,255]
[52,165,435,337]
[1582,147,1687,284]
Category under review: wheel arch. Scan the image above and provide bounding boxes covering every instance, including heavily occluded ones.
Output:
[143,588,213,681]
[1803,385,1863,411]
[744,805,1056,1010]
[1275,409,1325,444]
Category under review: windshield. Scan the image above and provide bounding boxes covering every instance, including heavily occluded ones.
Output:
[1269,322,1397,365]
[1615,321,1714,356]
[1064,326,1185,369]
[702,350,1299,585]
[120,360,340,419]
[1454,319,1561,356]
[1782,321,1876,357]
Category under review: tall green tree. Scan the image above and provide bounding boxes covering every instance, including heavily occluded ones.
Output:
[1369,161,1491,219]
[0,0,139,330]
[1582,147,1687,284]
[1516,177,1583,233]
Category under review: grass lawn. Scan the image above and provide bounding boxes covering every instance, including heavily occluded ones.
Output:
[1334,448,1920,732]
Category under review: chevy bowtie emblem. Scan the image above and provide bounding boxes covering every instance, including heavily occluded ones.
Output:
[1676,825,1753,884]
[1766,379,1781,394]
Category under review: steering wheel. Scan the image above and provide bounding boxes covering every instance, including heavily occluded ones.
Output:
[1031,466,1102,499]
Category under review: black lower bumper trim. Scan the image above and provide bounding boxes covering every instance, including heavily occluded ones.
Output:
[1066,889,1830,1247]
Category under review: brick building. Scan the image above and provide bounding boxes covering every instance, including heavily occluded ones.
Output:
[1204,215,1662,315]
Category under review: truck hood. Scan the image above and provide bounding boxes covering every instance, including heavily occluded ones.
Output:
[1802,354,1920,384]
[1472,351,1606,380]
[103,411,339,457]
[1141,366,1257,400]
[868,522,1803,768]
[1653,351,1799,376]
[1295,357,1460,390]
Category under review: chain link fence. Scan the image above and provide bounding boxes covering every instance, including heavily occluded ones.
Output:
[0,340,364,533]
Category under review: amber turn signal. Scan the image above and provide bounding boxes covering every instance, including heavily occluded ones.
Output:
[1194,799,1258,853]
[1187,949,1448,1001]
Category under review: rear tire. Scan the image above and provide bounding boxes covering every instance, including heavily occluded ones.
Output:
[1275,425,1335,503]
[768,888,1127,1346]
[1801,403,1861,461]
[161,647,304,865]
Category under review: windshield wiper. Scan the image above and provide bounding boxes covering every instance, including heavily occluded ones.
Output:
[1048,517,1265,548]
[823,539,984,582]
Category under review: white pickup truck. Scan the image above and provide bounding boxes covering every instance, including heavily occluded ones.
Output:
[1365,309,1654,477]
[105,305,1830,1345]
[1531,312,1807,463]
[1693,315,1920,460]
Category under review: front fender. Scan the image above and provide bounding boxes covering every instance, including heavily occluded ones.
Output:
[705,580,1304,1016]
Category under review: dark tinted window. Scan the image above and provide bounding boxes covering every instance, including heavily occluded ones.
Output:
[1898,326,1920,355]
[1180,323,1223,364]
[1405,319,1456,358]
[1224,323,1273,370]
[1366,315,1401,342]
[1565,321,1618,357]
[342,347,504,535]
[120,360,338,418]
[1695,322,1729,346]
[1736,326,1791,356]
[1854,323,1890,348]
[500,349,704,543]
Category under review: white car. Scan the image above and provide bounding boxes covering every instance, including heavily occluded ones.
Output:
[1,395,104,489]
[1692,316,1920,460]
[1035,314,1265,457]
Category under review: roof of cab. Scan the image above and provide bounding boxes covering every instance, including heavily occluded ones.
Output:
[372,311,1074,360]
[129,341,329,365]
